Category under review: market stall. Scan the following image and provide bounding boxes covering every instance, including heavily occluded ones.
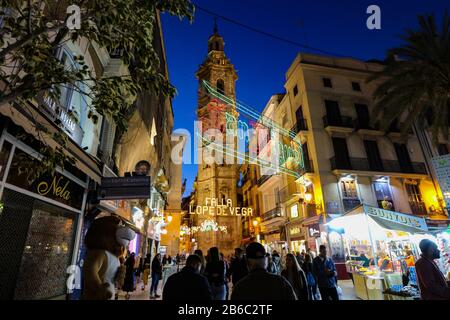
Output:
[327,205,450,300]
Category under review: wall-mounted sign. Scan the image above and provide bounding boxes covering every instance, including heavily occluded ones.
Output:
[189,197,253,217]
[364,205,428,232]
[6,151,85,210]
[289,226,305,238]
[99,176,151,200]
[308,224,320,238]
[432,154,450,210]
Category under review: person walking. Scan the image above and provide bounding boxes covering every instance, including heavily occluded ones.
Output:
[204,247,227,300]
[220,252,230,300]
[150,253,163,299]
[123,252,136,300]
[306,248,316,259]
[313,245,339,300]
[134,254,141,288]
[303,253,318,300]
[194,249,206,274]
[231,242,296,300]
[228,248,248,286]
[271,250,281,275]
[163,254,213,300]
[266,253,278,274]
[415,239,450,300]
[281,253,310,300]
[141,253,151,290]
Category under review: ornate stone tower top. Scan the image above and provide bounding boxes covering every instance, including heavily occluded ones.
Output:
[196,20,238,108]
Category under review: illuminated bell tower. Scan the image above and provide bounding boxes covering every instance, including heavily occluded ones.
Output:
[195,20,241,254]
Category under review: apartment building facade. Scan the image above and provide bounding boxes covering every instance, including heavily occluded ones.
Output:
[279,53,447,258]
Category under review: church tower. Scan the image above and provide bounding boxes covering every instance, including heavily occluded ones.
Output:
[194,21,241,254]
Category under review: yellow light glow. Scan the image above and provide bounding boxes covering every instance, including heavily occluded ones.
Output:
[304,192,312,203]
[252,220,258,227]
[167,214,173,223]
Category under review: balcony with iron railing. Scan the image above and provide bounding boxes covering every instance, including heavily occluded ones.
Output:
[330,157,427,175]
[280,183,298,203]
[353,118,383,133]
[262,206,282,222]
[323,115,353,129]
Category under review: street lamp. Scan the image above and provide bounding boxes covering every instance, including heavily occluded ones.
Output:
[167,213,173,223]
[304,192,313,203]
[252,219,258,227]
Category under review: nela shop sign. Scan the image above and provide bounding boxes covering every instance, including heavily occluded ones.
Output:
[189,197,253,217]
[6,169,85,210]
[364,205,428,231]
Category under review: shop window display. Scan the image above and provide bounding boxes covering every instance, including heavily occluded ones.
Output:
[437,232,450,279]
[13,201,77,299]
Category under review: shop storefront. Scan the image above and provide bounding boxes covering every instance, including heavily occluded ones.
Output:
[327,204,450,300]
[261,229,286,255]
[0,120,93,300]
[287,220,307,253]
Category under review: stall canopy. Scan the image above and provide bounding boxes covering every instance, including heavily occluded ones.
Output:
[339,205,429,234]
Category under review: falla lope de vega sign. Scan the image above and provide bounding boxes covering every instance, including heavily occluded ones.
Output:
[189,197,253,217]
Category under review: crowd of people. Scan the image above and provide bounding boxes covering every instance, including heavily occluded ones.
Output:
[117,251,179,300]
[162,243,340,301]
[118,239,450,301]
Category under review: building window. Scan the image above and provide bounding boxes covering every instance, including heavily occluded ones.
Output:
[438,144,449,156]
[216,79,225,95]
[340,179,360,212]
[290,204,299,219]
[405,180,426,215]
[323,77,333,88]
[352,82,361,92]
[373,180,395,211]
[275,187,280,207]
[293,85,298,97]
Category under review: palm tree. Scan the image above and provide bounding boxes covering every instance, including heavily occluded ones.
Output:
[369,12,450,145]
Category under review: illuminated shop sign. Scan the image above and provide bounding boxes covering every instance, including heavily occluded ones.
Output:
[364,205,428,231]
[189,197,253,217]
[289,226,302,236]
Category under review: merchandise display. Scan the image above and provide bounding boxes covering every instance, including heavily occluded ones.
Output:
[436,232,450,279]
[327,206,450,300]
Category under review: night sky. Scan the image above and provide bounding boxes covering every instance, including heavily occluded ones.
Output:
[161,0,448,197]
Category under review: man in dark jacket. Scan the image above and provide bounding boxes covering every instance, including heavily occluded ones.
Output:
[415,239,450,300]
[163,254,213,300]
[313,245,339,300]
[228,248,248,285]
[231,242,296,300]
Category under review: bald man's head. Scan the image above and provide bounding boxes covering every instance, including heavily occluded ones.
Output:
[419,239,440,260]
